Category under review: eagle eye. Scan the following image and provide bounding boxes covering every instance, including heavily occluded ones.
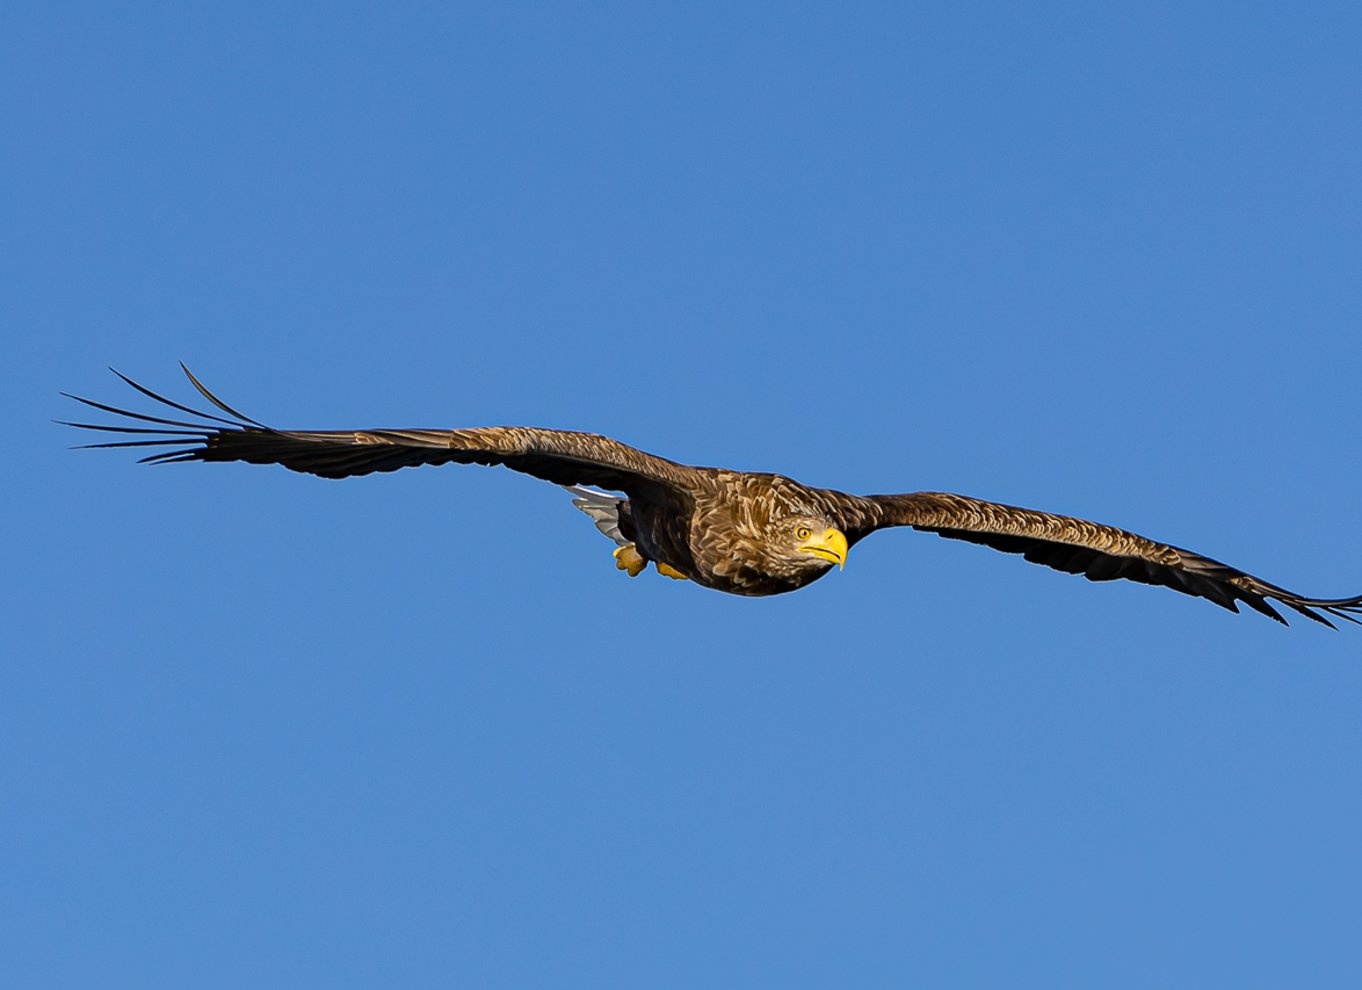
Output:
[795,525,812,541]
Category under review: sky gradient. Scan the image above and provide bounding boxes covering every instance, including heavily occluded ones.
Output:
[6,2,1362,986]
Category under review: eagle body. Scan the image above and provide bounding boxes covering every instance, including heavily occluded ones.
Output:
[619,472,867,596]
[62,366,1362,627]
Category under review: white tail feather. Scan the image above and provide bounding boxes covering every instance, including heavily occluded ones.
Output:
[563,485,630,547]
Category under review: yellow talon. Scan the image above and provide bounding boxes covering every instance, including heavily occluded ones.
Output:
[614,544,687,581]
[613,545,646,577]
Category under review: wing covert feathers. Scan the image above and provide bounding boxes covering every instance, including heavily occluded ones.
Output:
[862,492,1362,628]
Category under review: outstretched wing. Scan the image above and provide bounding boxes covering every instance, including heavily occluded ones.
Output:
[850,491,1362,628]
[61,365,698,501]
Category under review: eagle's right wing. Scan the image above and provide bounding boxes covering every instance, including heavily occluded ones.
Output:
[62,365,698,503]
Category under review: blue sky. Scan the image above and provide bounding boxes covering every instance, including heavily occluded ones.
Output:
[6,2,1362,986]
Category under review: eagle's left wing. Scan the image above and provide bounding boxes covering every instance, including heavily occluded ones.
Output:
[842,490,1362,627]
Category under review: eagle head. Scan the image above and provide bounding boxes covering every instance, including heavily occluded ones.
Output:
[706,478,852,592]
[747,510,849,580]
[788,516,849,570]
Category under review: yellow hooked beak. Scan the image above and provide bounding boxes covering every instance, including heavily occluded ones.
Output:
[798,527,849,569]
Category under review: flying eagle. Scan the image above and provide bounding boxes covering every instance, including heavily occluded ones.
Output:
[61,365,1362,628]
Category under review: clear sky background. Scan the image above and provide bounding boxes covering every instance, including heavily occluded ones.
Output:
[5,2,1362,986]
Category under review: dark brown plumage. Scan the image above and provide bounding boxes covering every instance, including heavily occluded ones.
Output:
[62,365,1362,627]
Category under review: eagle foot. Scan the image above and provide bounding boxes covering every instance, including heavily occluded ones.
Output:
[655,562,689,581]
[613,545,647,577]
